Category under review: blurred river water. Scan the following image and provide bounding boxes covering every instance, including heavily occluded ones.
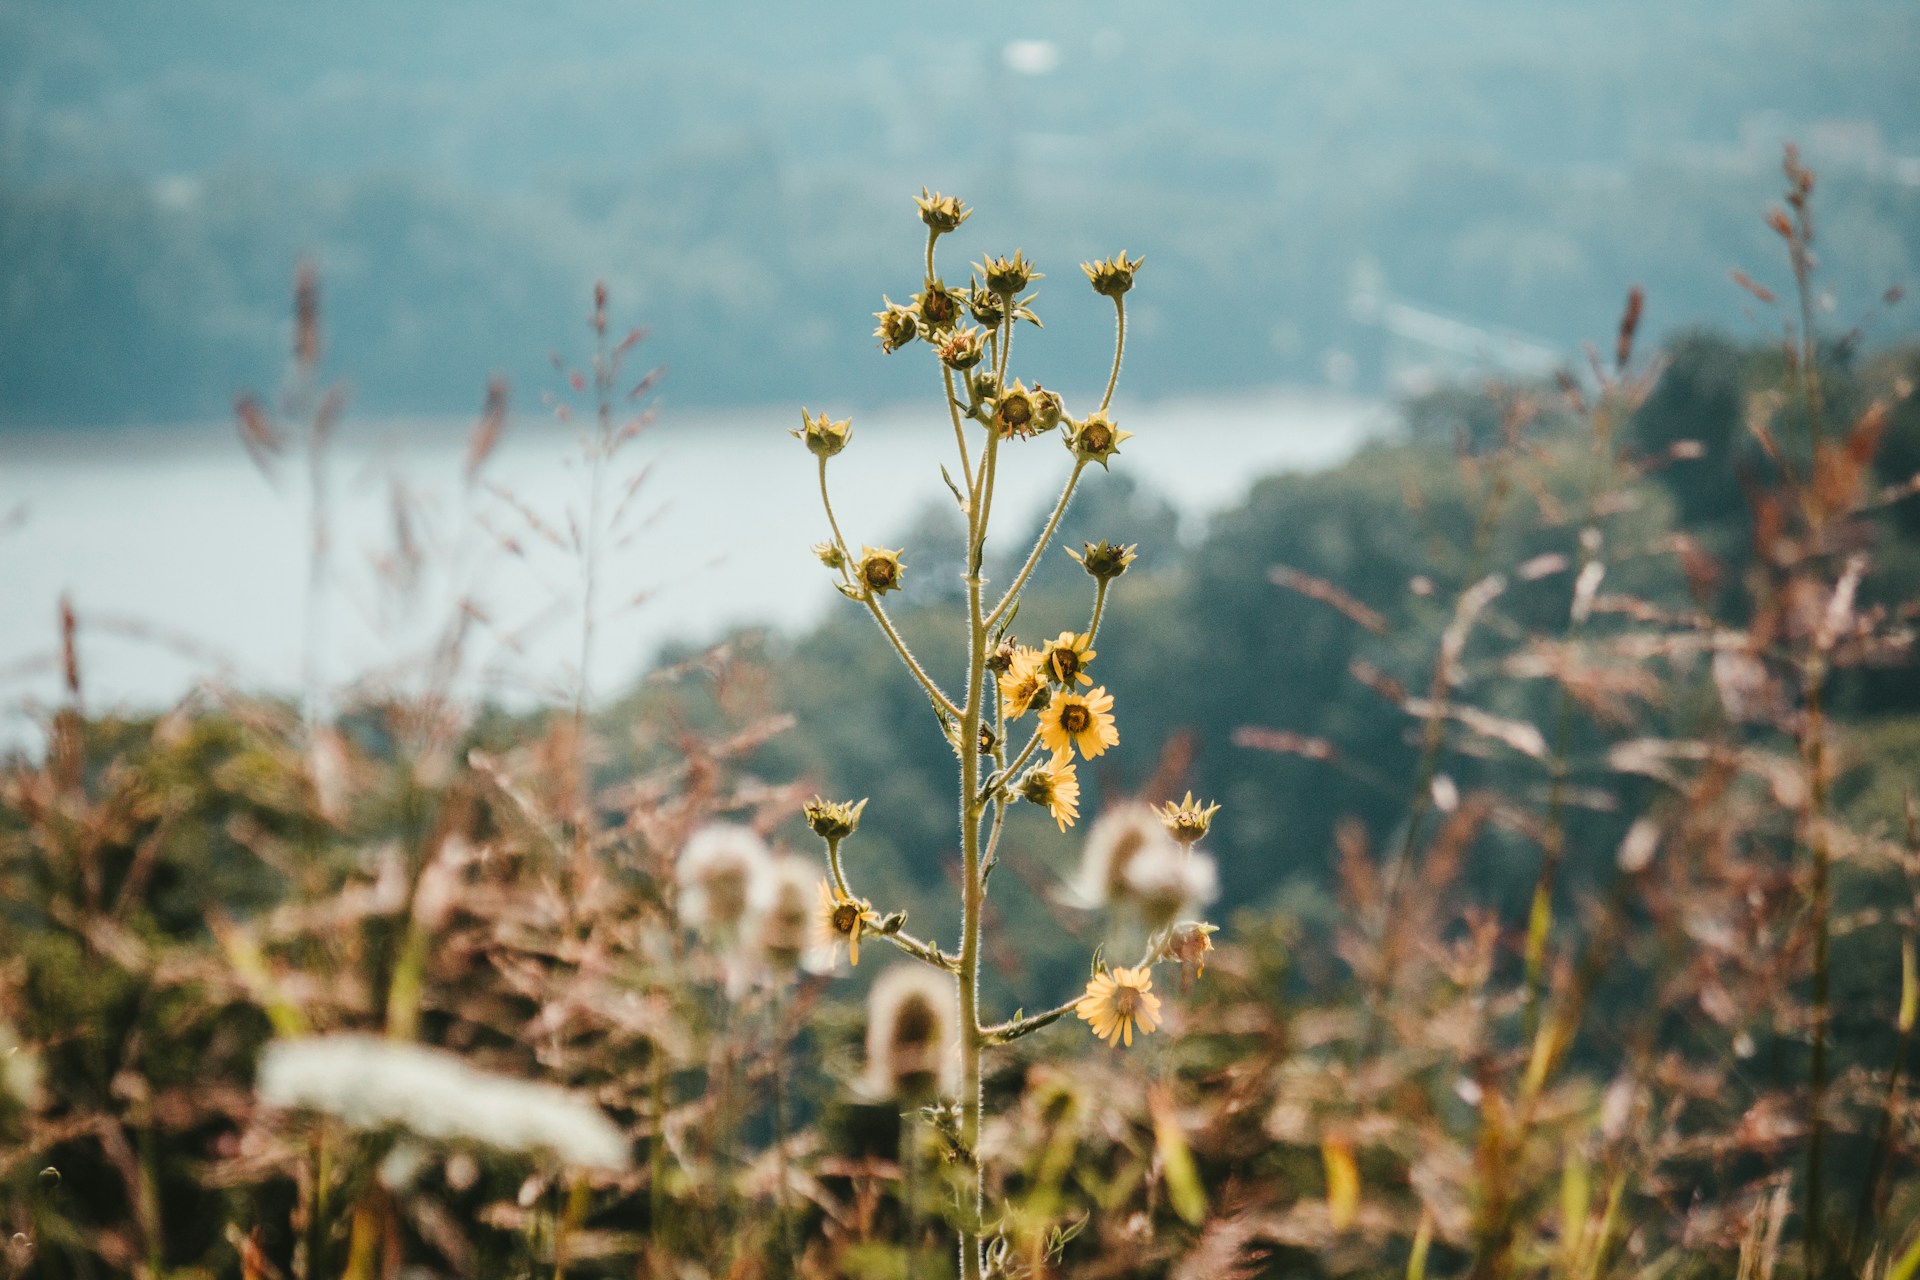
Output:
[2,387,1385,740]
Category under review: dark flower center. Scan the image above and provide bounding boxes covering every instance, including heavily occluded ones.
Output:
[1061,705,1090,734]
[832,903,862,933]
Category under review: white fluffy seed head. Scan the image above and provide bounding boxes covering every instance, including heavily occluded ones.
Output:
[1062,802,1181,910]
[861,965,959,1103]
[675,823,774,936]
[257,1035,630,1170]
[1121,845,1219,931]
[756,854,831,974]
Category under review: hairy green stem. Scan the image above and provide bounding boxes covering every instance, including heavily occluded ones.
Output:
[1101,297,1126,412]
[987,461,1087,629]
[817,455,961,719]
[954,418,1002,1280]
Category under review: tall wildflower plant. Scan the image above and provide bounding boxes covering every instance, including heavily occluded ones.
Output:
[797,190,1220,1276]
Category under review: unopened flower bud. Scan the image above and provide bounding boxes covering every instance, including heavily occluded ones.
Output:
[968,370,997,408]
[793,409,851,459]
[813,542,846,570]
[1030,385,1064,434]
[1064,411,1133,468]
[915,188,971,234]
[804,796,869,842]
[1160,921,1218,986]
[1067,539,1138,583]
[966,278,1006,328]
[1081,252,1144,298]
[986,638,1018,673]
[977,250,1041,296]
[1156,791,1222,847]
[873,298,919,353]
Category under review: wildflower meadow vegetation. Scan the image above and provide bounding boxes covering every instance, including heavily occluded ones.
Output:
[5,151,1920,1278]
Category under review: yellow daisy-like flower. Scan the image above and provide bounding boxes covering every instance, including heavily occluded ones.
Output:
[1075,965,1162,1047]
[1040,630,1096,686]
[1040,686,1119,760]
[817,879,878,966]
[1017,752,1081,832]
[997,646,1050,719]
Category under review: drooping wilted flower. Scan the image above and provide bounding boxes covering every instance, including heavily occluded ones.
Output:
[998,646,1051,719]
[1017,751,1081,832]
[258,1035,630,1170]
[1160,922,1218,989]
[1075,966,1161,1047]
[1040,630,1096,687]
[861,965,959,1103]
[818,879,879,967]
[872,297,919,353]
[675,823,774,937]
[1039,686,1119,760]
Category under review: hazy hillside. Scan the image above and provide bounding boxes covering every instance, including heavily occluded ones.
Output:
[3,0,1918,426]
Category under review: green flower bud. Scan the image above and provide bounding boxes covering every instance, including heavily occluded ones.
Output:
[804,796,869,841]
[976,250,1042,296]
[1066,539,1137,583]
[966,278,1005,328]
[813,542,846,570]
[1030,384,1064,434]
[915,188,970,234]
[1081,252,1144,298]
[793,409,852,458]
[968,370,998,408]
